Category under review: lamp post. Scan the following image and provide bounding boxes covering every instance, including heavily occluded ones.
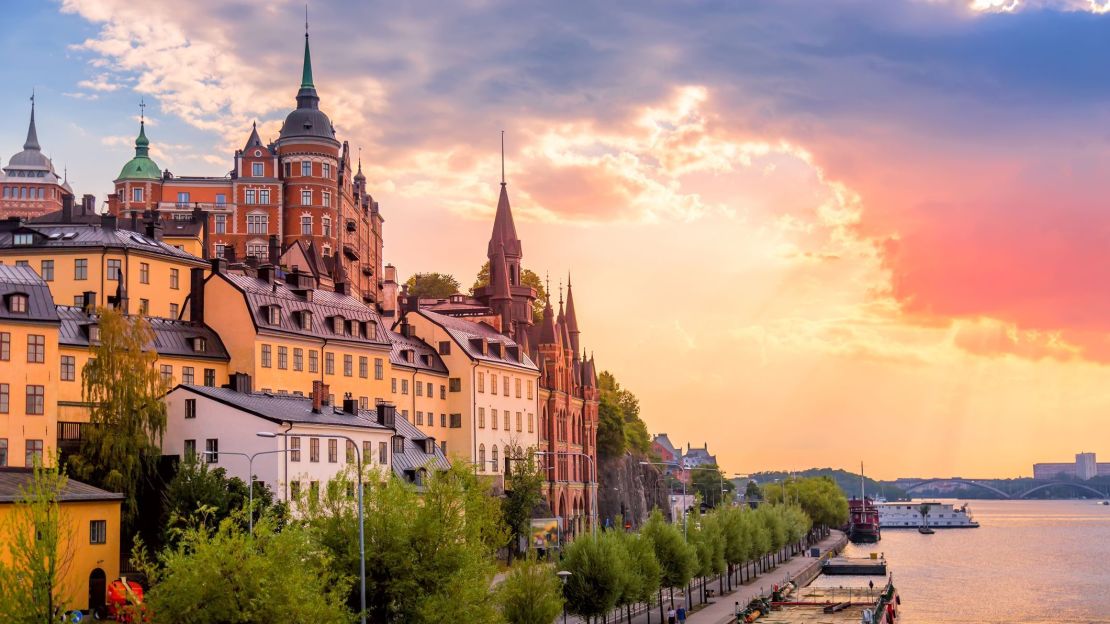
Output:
[535,450,598,537]
[686,465,727,507]
[200,448,290,536]
[556,570,572,624]
[258,431,366,624]
[639,461,687,540]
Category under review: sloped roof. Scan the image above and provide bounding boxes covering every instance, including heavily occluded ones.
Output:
[0,265,58,323]
[387,329,448,375]
[0,223,204,264]
[57,306,229,361]
[390,413,451,477]
[0,468,123,504]
[416,309,537,371]
[173,385,393,429]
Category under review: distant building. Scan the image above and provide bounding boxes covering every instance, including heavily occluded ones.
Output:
[1033,452,1110,481]
[0,98,75,219]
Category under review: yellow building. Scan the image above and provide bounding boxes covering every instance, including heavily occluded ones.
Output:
[190,259,392,406]
[0,265,60,468]
[388,320,453,455]
[0,214,208,320]
[0,468,123,614]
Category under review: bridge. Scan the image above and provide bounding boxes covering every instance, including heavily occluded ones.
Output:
[899,478,1108,499]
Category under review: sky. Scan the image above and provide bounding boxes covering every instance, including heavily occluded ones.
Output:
[4,0,1110,479]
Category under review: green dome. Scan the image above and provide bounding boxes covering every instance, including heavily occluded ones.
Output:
[117,121,161,181]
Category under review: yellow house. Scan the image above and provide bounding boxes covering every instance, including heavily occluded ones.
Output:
[0,467,123,614]
[189,259,393,406]
[0,215,208,320]
[0,265,60,468]
[388,319,453,456]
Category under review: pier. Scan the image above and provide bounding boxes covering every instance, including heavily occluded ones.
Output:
[821,556,887,576]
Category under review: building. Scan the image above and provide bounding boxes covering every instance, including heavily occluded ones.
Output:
[682,443,718,470]
[188,257,392,406]
[0,265,59,467]
[651,433,684,478]
[387,319,451,455]
[0,467,123,613]
[0,213,208,318]
[1033,452,1110,480]
[0,98,74,219]
[107,29,385,306]
[162,383,448,502]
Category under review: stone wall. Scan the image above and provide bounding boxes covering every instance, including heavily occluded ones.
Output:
[597,452,671,529]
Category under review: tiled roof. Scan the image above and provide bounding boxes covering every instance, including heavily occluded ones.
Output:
[173,385,392,429]
[220,272,390,347]
[387,329,448,375]
[0,468,124,503]
[0,223,204,264]
[57,306,229,361]
[416,309,537,371]
[390,413,451,478]
[0,265,59,323]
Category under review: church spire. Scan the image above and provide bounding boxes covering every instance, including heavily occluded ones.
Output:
[565,272,580,354]
[24,91,40,151]
[488,133,522,264]
[294,10,320,110]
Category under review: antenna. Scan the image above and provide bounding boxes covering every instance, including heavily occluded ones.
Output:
[860,461,866,501]
[500,130,505,185]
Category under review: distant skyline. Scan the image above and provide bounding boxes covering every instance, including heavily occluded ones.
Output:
[5,1,1110,479]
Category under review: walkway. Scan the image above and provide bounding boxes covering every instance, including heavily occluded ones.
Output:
[565,530,847,624]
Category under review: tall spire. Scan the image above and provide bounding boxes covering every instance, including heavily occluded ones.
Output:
[301,8,314,90]
[24,91,40,151]
[501,130,505,186]
[565,272,580,354]
[487,133,522,261]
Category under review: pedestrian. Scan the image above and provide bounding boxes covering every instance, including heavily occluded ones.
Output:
[677,605,687,623]
[667,606,676,624]
[735,601,742,619]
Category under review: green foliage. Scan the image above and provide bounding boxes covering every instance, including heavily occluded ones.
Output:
[69,307,169,524]
[762,476,849,528]
[142,514,353,624]
[752,468,907,501]
[404,272,462,299]
[640,509,697,590]
[615,528,662,607]
[560,532,627,619]
[0,459,73,623]
[596,393,627,458]
[745,480,762,501]
[503,452,546,563]
[596,371,652,459]
[161,458,286,545]
[472,261,548,322]
[305,465,504,623]
[496,557,564,624]
[688,506,726,580]
[690,465,734,508]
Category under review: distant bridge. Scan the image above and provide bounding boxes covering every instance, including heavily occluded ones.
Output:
[900,478,1107,500]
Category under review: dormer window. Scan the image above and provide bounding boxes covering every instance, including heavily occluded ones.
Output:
[267,305,281,325]
[366,321,377,339]
[88,325,100,342]
[7,294,27,313]
[192,337,207,352]
[298,310,313,330]
[13,233,32,246]
[350,322,361,338]
[332,316,344,333]
[392,435,405,454]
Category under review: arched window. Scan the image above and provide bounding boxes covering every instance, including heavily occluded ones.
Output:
[491,445,499,472]
[478,444,486,471]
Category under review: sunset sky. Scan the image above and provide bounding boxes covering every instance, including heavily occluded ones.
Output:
[5,0,1110,479]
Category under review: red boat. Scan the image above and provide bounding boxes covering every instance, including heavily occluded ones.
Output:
[848,497,881,543]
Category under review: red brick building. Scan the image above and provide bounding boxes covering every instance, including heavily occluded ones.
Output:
[0,98,73,219]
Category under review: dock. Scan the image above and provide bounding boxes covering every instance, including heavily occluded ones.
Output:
[821,556,887,575]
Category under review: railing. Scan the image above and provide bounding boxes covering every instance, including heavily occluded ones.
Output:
[57,421,89,441]
[156,202,235,212]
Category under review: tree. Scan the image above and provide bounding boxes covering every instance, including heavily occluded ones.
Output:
[598,372,651,455]
[404,272,461,299]
[161,458,286,545]
[614,525,661,623]
[502,452,546,564]
[596,393,627,458]
[690,465,734,508]
[687,507,725,603]
[744,480,762,501]
[69,307,169,525]
[762,476,848,529]
[139,514,352,623]
[471,261,548,322]
[560,532,626,622]
[496,557,564,624]
[0,459,74,623]
[640,510,696,610]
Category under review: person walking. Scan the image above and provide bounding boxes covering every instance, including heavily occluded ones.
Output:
[667,606,676,624]
[735,601,742,621]
[676,605,687,623]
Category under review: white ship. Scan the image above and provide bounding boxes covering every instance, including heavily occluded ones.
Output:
[876,501,979,528]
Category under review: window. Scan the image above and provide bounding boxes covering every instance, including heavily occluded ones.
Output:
[346,440,356,464]
[40,260,53,282]
[27,335,44,363]
[247,213,268,234]
[3,333,13,361]
[25,440,43,466]
[359,356,368,378]
[379,441,388,465]
[504,411,510,431]
[214,214,227,234]
[139,262,150,284]
[13,233,31,246]
[247,242,267,258]
[477,372,485,393]
[7,294,26,314]
[301,215,312,235]
[504,376,510,396]
[344,354,353,377]
[491,445,499,472]
[139,299,149,315]
[283,161,292,177]
[0,438,6,466]
[528,413,534,433]
[439,341,451,355]
[88,519,108,545]
[290,480,301,500]
[401,379,409,395]
[293,348,303,371]
[310,481,320,502]
[290,437,301,462]
[322,162,331,178]
[416,411,423,426]
[170,268,179,289]
[177,192,190,205]
[309,350,319,373]
[160,364,173,383]
[253,162,264,177]
[415,381,423,397]
[491,374,497,395]
[278,346,288,370]
[184,398,197,419]
[216,193,226,205]
[260,189,270,204]
[25,385,44,415]
[182,366,194,384]
[203,438,218,463]
[328,439,338,463]
[359,396,368,409]
[301,189,312,205]
[107,259,121,281]
[261,344,272,368]
[516,378,522,398]
[169,303,179,318]
[204,368,216,386]
[392,436,404,454]
[323,191,331,207]
[478,444,486,470]
[75,258,87,280]
[215,243,227,258]
[301,161,312,177]
[0,385,8,413]
[61,356,75,381]
[374,358,384,380]
[441,413,447,427]
[245,189,257,204]
[323,217,331,237]
[478,407,485,429]
[14,261,27,268]
[310,438,320,462]
[527,380,533,400]
[183,439,196,460]
[325,352,335,375]
[132,187,144,203]
[441,385,447,400]
[492,409,498,430]
[516,412,522,432]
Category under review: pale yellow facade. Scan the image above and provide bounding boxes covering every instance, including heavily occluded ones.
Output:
[0,319,60,467]
[390,365,451,449]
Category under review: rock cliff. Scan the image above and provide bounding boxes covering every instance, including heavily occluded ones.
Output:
[597,452,671,529]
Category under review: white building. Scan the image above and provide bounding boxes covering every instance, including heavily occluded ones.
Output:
[163,377,449,503]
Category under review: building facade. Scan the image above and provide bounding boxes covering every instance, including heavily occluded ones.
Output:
[1033,452,1110,480]
[0,99,73,219]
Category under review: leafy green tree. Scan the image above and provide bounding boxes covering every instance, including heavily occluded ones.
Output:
[69,307,169,525]
[0,459,74,624]
[744,480,762,501]
[404,272,461,299]
[471,261,548,322]
[688,507,726,601]
[617,529,662,622]
[690,465,734,508]
[640,510,696,609]
[560,532,627,622]
[598,371,651,455]
[596,393,627,458]
[503,452,546,564]
[496,557,564,624]
[140,515,352,623]
[161,458,286,545]
[762,476,848,529]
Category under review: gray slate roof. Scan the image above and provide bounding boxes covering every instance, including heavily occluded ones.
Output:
[57,306,229,361]
[391,413,451,477]
[0,265,60,323]
[387,329,448,375]
[0,223,204,264]
[174,384,392,429]
[0,468,124,503]
[417,309,537,371]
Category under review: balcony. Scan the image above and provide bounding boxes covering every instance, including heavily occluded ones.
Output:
[57,421,90,455]
[157,202,235,212]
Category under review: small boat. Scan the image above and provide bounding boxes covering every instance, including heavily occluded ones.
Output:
[917,526,935,534]
[848,462,881,543]
[1098,501,1109,506]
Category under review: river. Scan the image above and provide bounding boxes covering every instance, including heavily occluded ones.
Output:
[814,499,1110,623]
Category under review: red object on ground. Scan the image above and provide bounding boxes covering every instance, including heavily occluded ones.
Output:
[106,579,150,623]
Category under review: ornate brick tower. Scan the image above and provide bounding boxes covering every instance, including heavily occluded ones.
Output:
[1,96,73,218]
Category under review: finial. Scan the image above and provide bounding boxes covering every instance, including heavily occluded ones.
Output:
[64,165,67,182]
[139,98,146,124]
[358,146,362,171]
[545,271,551,302]
[500,130,506,186]
[305,3,309,38]
[252,120,257,129]
[559,280,563,306]
[30,89,34,108]
[567,271,572,288]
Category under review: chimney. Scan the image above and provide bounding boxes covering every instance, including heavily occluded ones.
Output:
[81,291,96,313]
[376,402,396,428]
[61,194,73,224]
[311,380,323,413]
[82,194,96,216]
[101,214,117,231]
[189,268,206,323]
[130,212,140,233]
[268,234,281,266]
[226,372,252,394]
[343,397,359,415]
[145,213,163,241]
[223,245,237,263]
[210,257,227,275]
[258,264,276,285]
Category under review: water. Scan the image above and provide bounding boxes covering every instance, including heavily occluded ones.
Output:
[813,500,1110,623]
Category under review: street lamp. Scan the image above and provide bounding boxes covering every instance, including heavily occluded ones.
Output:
[556,570,572,624]
[200,448,291,536]
[258,431,367,624]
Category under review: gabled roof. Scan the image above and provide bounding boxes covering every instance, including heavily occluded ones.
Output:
[172,384,392,429]
[387,329,448,375]
[243,122,264,151]
[415,309,537,371]
[0,222,204,264]
[0,468,123,504]
[390,414,451,478]
[57,306,229,361]
[0,265,58,323]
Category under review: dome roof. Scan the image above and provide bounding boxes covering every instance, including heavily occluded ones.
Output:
[5,99,55,173]
[117,121,162,181]
[277,31,338,144]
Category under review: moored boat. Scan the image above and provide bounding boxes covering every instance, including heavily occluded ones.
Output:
[877,501,979,529]
[848,497,881,543]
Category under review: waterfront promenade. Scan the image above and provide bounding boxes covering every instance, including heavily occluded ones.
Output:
[565,529,848,624]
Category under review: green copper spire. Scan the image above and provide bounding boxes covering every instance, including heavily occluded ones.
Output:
[300,24,314,89]
[117,105,161,181]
